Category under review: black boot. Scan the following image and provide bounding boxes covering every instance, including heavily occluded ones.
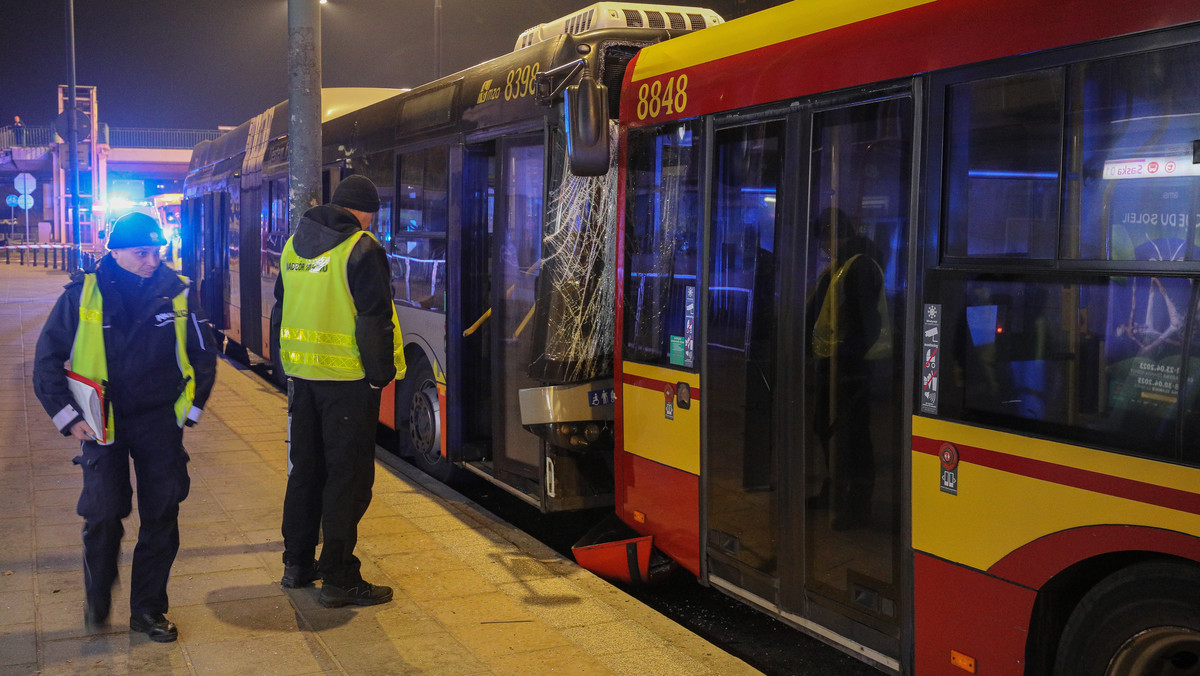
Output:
[281,561,321,589]
[84,598,110,628]
[130,613,178,642]
[318,582,393,608]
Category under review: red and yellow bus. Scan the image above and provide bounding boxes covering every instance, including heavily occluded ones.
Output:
[598,0,1200,672]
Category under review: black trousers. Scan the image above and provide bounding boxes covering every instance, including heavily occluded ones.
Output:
[74,406,190,615]
[282,378,380,587]
[815,363,876,528]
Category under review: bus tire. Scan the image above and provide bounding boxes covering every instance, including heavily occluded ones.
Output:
[1053,559,1200,676]
[399,355,457,483]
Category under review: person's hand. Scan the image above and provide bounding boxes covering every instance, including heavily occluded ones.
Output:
[69,420,98,442]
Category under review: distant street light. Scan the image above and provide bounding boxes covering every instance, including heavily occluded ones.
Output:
[436,0,444,78]
[65,0,83,270]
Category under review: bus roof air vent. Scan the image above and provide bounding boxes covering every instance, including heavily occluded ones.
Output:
[514,2,723,50]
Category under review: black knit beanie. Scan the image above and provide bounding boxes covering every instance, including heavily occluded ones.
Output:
[331,175,381,213]
[107,212,164,249]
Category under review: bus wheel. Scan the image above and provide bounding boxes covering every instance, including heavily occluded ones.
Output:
[402,357,456,483]
[1054,560,1200,675]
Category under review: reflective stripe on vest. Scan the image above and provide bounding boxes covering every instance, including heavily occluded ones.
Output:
[71,273,196,443]
[812,253,892,360]
[280,230,406,381]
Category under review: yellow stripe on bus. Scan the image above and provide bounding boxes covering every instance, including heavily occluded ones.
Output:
[911,416,1200,572]
[622,362,700,475]
[630,0,936,83]
[913,416,1200,495]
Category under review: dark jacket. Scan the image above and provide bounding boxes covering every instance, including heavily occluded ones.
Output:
[270,204,397,387]
[32,255,219,434]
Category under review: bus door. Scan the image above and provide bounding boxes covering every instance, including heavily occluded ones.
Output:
[239,180,264,355]
[704,119,786,602]
[622,121,705,571]
[793,96,912,659]
[487,134,547,493]
[456,142,497,461]
[702,96,911,664]
[261,175,291,359]
[183,191,230,332]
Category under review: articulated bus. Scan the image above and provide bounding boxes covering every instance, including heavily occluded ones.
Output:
[181,4,722,512]
[599,0,1200,672]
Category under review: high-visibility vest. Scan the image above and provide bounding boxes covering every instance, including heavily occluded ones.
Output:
[71,273,196,443]
[279,230,406,381]
[812,253,892,360]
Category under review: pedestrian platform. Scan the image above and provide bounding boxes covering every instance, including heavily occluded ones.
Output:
[0,263,760,675]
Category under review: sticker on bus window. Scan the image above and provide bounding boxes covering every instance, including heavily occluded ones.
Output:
[921,304,941,414]
[684,286,696,368]
[669,335,686,366]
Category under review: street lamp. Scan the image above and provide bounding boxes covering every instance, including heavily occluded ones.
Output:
[65,0,83,270]
[434,0,441,78]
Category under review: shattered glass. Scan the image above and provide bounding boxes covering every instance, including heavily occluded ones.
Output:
[530,122,619,384]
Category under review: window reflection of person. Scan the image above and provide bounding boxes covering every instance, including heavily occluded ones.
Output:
[742,225,775,491]
[807,208,885,530]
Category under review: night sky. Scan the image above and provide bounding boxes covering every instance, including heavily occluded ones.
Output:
[0,0,739,132]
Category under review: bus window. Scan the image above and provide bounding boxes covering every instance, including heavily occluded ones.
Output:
[1180,290,1200,465]
[1103,276,1195,454]
[265,177,289,278]
[1069,42,1200,261]
[939,274,1196,460]
[944,69,1064,259]
[395,148,449,312]
[531,123,618,384]
[623,121,704,365]
[346,153,395,250]
[269,178,288,236]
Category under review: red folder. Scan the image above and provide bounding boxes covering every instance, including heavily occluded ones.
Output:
[66,371,108,444]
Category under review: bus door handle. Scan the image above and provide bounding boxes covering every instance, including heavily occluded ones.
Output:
[676,382,691,409]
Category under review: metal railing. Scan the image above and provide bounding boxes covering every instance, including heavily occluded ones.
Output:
[1,243,97,270]
[107,127,223,149]
[0,124,221,150]
[0,125,54,147]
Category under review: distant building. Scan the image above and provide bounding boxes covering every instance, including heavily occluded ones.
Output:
[0,86,221,248]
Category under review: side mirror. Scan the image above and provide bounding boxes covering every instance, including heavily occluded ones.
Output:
[565,70,610,176]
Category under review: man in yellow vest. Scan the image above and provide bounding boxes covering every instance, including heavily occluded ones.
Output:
[270,174,405,607]
[32,212,218,642]
[807,208,887,531]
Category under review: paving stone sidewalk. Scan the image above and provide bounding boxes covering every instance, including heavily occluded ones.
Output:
[0,263,760,675]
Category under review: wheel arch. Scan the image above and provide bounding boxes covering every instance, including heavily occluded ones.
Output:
[988,525,1200,674]
[393,343,435,458]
